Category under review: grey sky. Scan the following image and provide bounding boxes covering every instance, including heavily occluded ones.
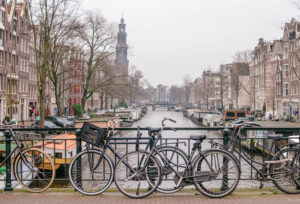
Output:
[83,0,299,87]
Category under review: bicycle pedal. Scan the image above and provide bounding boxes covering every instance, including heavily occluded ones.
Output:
[259,183,264,189]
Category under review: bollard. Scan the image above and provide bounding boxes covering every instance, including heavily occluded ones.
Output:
[4,130,13,191]
[75,129,82,189]
[221,128,230,191]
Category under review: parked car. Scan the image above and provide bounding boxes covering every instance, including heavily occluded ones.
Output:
[227,119,245,128]
[95,110,106,116]
[31,120,61,134]
[46,116,75,127]
[82,113,91,120]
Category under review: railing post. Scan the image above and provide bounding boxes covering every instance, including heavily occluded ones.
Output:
[4,130,13,191]
[221,128,230,191]
[75,129,82,189]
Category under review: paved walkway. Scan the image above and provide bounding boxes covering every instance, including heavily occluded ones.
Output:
[1,190,300,204]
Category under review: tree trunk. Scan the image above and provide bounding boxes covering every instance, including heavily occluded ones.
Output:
[81,97,87,112]
[235,96,239,110]
[100,89,104,110]
[39,87,45,128]
[105,92,108,110]
[54,84,63,116]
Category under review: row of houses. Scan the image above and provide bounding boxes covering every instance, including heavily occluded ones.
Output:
[190,63,250,111]
[190,18,300,119]
[0,0,92,122]
[250,18,300,119]
[0,0,129,123]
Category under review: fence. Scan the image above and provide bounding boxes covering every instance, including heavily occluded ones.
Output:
[0,126,300,191]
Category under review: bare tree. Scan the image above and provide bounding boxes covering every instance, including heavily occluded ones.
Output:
[128,66,143,104]
[232,50,252,109]
[183,74,192,105]
[75,11,125,110]
[46,0,80,116]
[169,85,184,104]
[28,0,75,126]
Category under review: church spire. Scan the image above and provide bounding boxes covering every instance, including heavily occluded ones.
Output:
[115,16,129,75]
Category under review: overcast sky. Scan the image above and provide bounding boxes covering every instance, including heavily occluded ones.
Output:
[82,0,300,87]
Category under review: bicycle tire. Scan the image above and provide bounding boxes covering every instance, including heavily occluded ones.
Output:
[14,148,55,193]
[69,149,114,195]
[270,147,300,194]
[114,150,162,199]
[192,149,240,198]
[153,146,189,194]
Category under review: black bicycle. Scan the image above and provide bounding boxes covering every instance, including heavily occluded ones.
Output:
[0,124,55,192]
[68,118,188,195]
[211,122,300,194]
[114,117,240,199]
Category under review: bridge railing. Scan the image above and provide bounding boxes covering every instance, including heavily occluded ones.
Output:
[0,126,300,191]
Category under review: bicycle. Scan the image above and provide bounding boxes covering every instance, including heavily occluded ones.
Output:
[68,118,188,195]
[211,122,300,194]
[0,124,55,192]
[114,117,240,199]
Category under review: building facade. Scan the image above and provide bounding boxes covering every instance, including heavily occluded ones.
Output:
[0,0,37,122]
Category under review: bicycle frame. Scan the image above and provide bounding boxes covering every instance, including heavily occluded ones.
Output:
[225,127,295,179]
[0,128,36,174]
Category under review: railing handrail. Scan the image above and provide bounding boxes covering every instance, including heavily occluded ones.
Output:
[2,126,300,132]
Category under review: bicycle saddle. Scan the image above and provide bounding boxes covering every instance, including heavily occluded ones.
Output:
[267,134,283,140]
[190,135,206,142]
[147,127,162,135]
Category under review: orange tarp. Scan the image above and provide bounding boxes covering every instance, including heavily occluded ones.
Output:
[35,133,76,151]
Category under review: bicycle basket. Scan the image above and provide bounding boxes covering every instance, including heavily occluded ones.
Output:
[79,122,107,146]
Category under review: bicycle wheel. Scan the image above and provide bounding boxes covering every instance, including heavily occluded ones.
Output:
[270,147,300,194]
[69,150,114,195]
[192,149,240,198]
[154,146,188,194]
[14,148,55,192]
[114,151,162,199]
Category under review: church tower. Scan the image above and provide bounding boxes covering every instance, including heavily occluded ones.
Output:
[115,17,129,75]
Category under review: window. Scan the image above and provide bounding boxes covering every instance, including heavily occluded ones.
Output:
[284,47,289,59]
[55,153,63,158]
[226,112,235,117]
[277,85,281,96]
[0,29,3,47]
[284,83,289,96]
[237,113,246,118]
[285,65,289,78]
[0,74,3,90]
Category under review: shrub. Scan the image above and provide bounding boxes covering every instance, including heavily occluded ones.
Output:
[119,100,128,108]
[89,112,97,118]
[73,104,84,117]
[284,115,290,122]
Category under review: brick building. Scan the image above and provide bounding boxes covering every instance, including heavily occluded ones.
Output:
[0,0,37,122]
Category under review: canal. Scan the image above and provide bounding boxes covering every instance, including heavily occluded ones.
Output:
[54,109,270,189]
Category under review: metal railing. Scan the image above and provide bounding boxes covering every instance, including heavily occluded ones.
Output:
[0,126,300,191]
